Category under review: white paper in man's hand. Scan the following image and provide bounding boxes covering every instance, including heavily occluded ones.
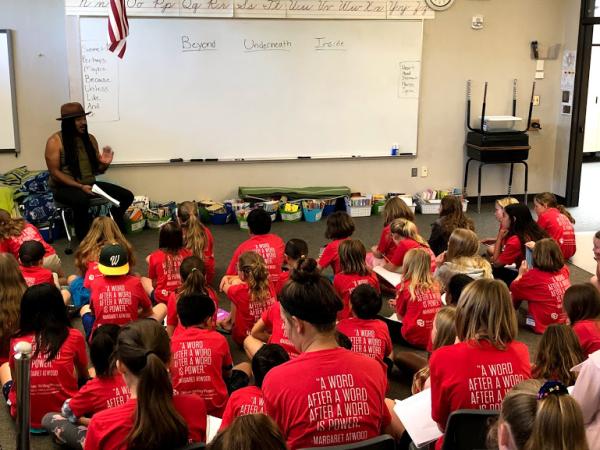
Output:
[91,184,120,207]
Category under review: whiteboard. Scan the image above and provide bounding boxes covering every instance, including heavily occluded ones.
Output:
[0,30,19,153]
[78,18,422,163]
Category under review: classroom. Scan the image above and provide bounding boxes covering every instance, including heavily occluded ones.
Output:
[2,1,600,450]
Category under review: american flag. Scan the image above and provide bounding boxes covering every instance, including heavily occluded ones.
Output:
[108,0,129,58]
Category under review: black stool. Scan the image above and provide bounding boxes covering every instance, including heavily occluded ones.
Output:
[49,197,113,254]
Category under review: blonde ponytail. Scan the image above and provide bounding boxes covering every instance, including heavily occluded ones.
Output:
[239,251,270,302]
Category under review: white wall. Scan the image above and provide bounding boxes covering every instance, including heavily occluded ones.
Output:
[1,0,579,203]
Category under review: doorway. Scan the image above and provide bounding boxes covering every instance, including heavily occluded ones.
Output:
[565,0,600,214]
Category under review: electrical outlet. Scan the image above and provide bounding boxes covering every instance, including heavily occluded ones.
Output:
[411,168,418,177]
[421,166,428,177]
[533,95,540,106]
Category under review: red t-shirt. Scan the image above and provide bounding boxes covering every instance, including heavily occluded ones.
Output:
[84,395,207,450]
[336,318,392,370]
[9,328,88,428]
[219,385,264,430]
[20,265,54,287]
[430,340,531,450]
[333,272,380,320]
[275,270,290,296]
[377,225,397,261]
[390,239,436,272]
[68,374,130,418]
[395,280,442,349]
[170,326,232,416]
[510,266,570,334]
[83,261,102,289]
[263,347,391,450]
[89,275,152,332]
[227,282,277,346]
[166,287,219,333]
[537,208,576,260]
[226,234,285,285]
[261,301,299,358]
[496,235,524,267]
[202,225,215,285]
[318,238,348,275]
[147,248,193,303]
[1,223,56,258]
[573,320,600,358]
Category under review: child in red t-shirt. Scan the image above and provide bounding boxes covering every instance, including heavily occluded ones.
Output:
[85,319,207,450]
[141,222,192,304]
[220,343,290,430]
[592,231,600,293]
[531,324,584,386]
[82,243,157,339]
[221,251,277,346]
[0,208,63,278]
[318,211,355,275]
[167,255,219,337]
[430,279,531,450]
[482,197,519,253]
[177,201,215,285]
[383,218,436,273]
[491,203,547,286]
[262,258,401,450]
[333,239,380,320]
[391,248,442,349]
[171,293,233,417]
[69,216,136,308]
[336,284,392,372]
[7,284,88,430]
[534,192,577,260]
[369,196,416,268]
[42,324,130,447]
[18,240,71,305]
[224,208,285,286]
[510,238,569,334]
[275,238,308,295]
[245,301,299,359]
[564,283,600,358]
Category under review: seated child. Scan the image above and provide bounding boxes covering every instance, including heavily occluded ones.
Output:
[318,211,355,275]
[171,293,233,417]
[167,256,219,337]
[493,379,588,450]
[390,248,442,349]
[444,273,474,306]
[177,201,215,285]
[510,238,569,334]
[534,192,576,260]
[18,240,71,304]
[219,344,289,430]
[7,284,88,430]
[564,283,600,357]
[42,324,130,449]
[141,222,192,304]
[383,218,436,273]
[336,284,392,372]
[333,239,380,320]
[532,324,584,386]
[0,208,63,278]
[428,195,475,256]
[212,414,288,450]
[221,251,277,346]
[225,208,285,286]
[411,306,457,394]
[276,238,308,295]
[370,196,415,267]
[82,243,158,339]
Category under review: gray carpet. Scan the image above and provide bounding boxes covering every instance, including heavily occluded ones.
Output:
[1,201,597,450]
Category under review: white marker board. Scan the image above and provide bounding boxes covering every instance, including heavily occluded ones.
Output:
[0,30,19,154]
[77,17,422,163]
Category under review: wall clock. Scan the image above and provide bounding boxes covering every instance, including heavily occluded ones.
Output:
[425,0,456,11]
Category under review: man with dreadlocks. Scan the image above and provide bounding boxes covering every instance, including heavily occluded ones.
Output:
[45,102,134,241]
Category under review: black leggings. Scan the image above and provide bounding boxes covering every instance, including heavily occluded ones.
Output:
[52,181,134,241]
